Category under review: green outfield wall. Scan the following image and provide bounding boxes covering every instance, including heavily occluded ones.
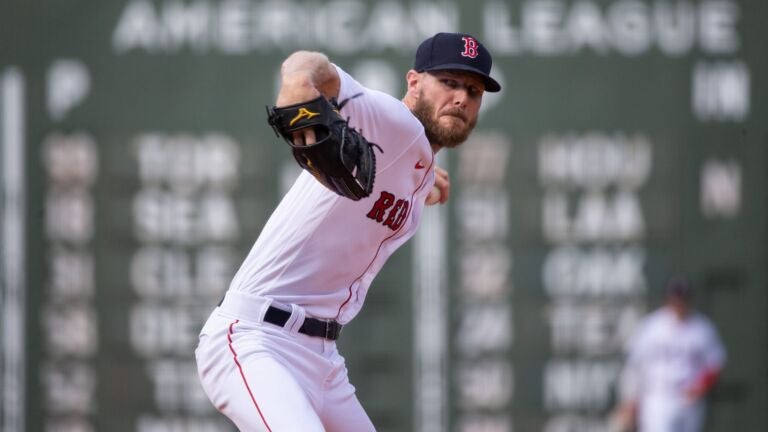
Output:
[1,1,765,431]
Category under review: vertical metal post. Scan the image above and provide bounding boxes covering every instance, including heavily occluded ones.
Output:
[2,67,26,432]
[414,153,448,432]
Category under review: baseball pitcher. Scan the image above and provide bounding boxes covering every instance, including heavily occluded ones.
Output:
[195,32,501,431]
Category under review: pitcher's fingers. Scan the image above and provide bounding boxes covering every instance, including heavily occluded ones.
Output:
[292,131,304,146]
[433,167,450,204]
[434,165,448,178]
[304,128,317,145]
[425,186,442,206]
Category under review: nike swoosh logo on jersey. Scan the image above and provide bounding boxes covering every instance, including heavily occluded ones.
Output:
[415,160,425,169]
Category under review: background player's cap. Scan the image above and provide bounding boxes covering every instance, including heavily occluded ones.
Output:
[665,275,693,300]
[414,32,501,93]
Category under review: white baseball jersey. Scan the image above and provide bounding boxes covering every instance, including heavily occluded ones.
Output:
[622,306,726,432]
[196,65,436,431]
[227,65,435,323]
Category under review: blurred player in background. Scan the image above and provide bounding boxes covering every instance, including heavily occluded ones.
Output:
[612,275,726,432]
[194,32,501,431]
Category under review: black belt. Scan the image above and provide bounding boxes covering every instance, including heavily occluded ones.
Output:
[264,306,343,341]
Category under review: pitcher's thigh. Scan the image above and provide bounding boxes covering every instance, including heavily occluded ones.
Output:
[222,355,325,432]
[319,382,375,432]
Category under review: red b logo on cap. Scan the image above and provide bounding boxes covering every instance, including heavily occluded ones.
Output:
[461,36,479,59]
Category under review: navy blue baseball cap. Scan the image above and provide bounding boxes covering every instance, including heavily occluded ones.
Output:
[414,32,501,93]
[666,275,693,300]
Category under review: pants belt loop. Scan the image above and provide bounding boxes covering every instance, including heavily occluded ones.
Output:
[284,304,306,334]
[257,298,274,324]
[218,291,274,324]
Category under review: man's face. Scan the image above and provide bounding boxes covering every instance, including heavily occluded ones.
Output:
[410,70,484,149]
[667,295,691,320]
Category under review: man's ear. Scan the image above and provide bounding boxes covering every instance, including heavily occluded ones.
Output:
[405,70,421,99]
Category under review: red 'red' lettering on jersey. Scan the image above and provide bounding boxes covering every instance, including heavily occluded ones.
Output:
[388,200,409,231]
[367,191,395,222]
[383,199,405,228]
[367,191,410,231]
[461,36,479,58]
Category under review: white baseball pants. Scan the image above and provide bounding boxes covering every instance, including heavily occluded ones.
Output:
[195,292,375,431]
[639,395,704,432]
